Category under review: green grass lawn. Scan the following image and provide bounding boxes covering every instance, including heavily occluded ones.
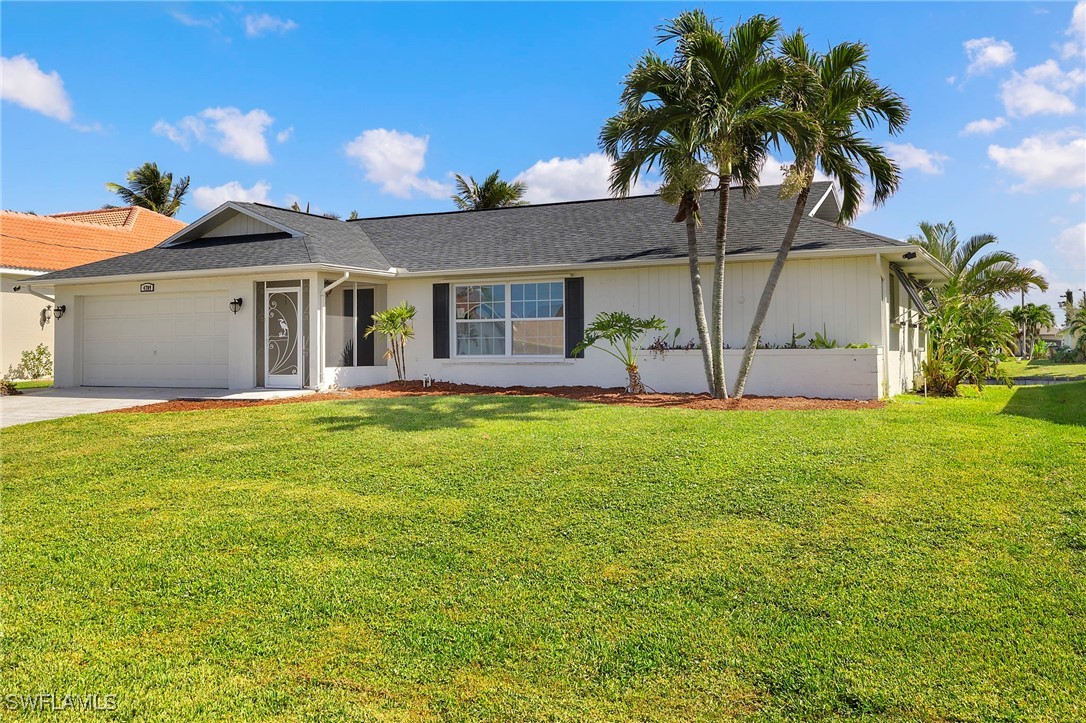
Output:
[3,384,1084,721]
[11,379,52,390]
[998,359,1086,379]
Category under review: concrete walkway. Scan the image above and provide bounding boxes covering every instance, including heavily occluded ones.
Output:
[0,387,313,428]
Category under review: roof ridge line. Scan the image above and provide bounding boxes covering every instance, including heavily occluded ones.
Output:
[249,202,347,220]
[349,183,804,222]
[0,210,148,231]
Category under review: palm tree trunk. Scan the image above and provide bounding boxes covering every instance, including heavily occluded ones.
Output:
[710,177,731,398]
[684,208,716,394]
[626,363,645,394]
[733,184,812,398]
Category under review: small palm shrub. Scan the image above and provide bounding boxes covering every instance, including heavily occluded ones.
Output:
[574,312,666,394]
[365,303,416,382]
[922,296,1015,395]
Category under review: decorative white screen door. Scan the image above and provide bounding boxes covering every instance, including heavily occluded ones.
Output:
[265,287,302,388]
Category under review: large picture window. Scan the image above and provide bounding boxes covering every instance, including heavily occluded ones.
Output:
[455,282,564,357]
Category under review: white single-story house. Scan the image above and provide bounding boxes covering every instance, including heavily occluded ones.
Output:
[29,182,946,399]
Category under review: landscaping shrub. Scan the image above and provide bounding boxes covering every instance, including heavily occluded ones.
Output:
[5,343,52,380]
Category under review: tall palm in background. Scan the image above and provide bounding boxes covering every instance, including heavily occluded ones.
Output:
[105,162,189,217]
[451,170,528,210]
[907,221,1048,299]
[656,11,798,397]
[733,33,908,397]
[1009,303,1056,357]
[602,50,718,392]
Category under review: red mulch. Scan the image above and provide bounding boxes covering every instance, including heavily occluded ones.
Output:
[105,381,884,415]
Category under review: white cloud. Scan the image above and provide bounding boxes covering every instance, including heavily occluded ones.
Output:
[276,127,294,143]
[170,10,220,29]
[1061,1,1085,60]
[1056,223,1086,271]
[514,153,658,204]
[191,180,272,211]
[960,117,1007,136]
[1000,60,1085,117]
[756,156,832,187]
[0,54,73,122]
[1023,258,1086,312]
[964,37,1016,75]
[885,142,949,174]
[988,129,1086,191]
[244,13,298,38]
[154,107,276,163]
[946,75,958,86]
[344,128,450,199]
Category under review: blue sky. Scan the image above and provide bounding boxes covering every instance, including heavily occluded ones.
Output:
[2,2,1084,310]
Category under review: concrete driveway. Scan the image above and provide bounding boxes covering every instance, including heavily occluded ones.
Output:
[0,387,312,428]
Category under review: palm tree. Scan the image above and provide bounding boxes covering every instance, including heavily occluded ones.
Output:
[658,11,803,398]
[1009,303,1056,357]
[451,170,528,210]
[104,162,189,217]
[601,39,718,392]
[365,302,416,382]
[907,222,1048,299]
[733,34,909,397]
[1069,298,1086,336]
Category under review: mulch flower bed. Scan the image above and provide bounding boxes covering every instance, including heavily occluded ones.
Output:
[105,381,884,414]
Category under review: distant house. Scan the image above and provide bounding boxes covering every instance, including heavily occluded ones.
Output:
[1,207,185,374]
[30,183,948,399]
[1038,326,1065,350]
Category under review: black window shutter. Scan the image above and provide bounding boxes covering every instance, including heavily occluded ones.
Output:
[342,289,356,367]
[433,283,450,359]
[564,277,585,358]
[357,288,375,367]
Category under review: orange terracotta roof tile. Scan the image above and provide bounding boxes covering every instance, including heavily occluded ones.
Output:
[48,207,138,227]
[0,207,186,272]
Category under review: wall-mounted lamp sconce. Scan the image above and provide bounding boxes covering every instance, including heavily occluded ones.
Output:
[53,304,66,320]
[229,298,243,314]
[902,251,917,260]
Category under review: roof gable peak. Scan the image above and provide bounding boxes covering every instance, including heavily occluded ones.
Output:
[159,203,304,247]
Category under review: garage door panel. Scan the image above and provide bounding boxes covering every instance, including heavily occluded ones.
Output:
[82,293,230,388]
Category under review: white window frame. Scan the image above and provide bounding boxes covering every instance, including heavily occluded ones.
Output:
[452,279,566,359]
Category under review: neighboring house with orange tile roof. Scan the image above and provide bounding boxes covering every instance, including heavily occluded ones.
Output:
[1,207,185,375]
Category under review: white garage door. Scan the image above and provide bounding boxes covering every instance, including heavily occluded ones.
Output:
[82,293,229,387]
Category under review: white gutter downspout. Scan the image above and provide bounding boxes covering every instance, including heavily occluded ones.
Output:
[323,271,351,295]
[876,253,890,398]
[15,286,55,303]
[319,272,350,389]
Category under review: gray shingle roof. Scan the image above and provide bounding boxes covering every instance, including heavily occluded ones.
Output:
[34,183,908,282]
[242,203,391,270]
[355,182,906,272]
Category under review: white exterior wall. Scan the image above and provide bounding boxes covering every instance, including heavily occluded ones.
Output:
[53,273,297,390]
[345,256,890,399]
[51,254,913,400]
[583,256,884,349]
[325,347,883,399]
[1,272,53,375]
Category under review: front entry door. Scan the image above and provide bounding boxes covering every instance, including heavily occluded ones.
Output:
[265,287,302,388]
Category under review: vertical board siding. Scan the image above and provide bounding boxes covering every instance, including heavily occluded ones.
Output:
[204,213,281,238]
[584,257,882,349]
